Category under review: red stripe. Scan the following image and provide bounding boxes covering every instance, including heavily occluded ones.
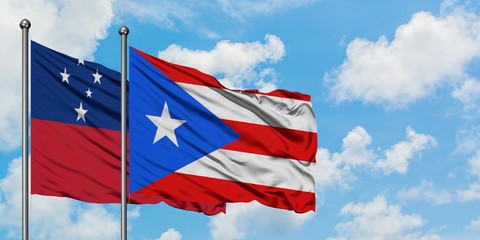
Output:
[222,120,317,162]
[132,48,311,101]
[31,119,225,215]
[135,172,316,213]
[234,89,311,101]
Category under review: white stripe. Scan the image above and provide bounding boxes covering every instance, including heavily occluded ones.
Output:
[176,149,315,193]
[178,83,316,132]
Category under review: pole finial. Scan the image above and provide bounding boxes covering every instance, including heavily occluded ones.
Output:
[19,19,31,29]
[119,26,129,36]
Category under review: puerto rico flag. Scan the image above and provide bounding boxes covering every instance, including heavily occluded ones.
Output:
[30,41,225,215]
[129,47,317,213]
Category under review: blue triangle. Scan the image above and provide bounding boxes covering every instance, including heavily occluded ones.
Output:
[129,49,240,193]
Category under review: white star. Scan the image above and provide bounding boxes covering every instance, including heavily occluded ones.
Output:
[146,102,186,147]
[77,59,85,66]
[74,102,88,122]
[60,68,70,84]
[86,88,92,98]
[93,69,102,84]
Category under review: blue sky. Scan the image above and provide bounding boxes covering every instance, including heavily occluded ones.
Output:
[1,0,480,239]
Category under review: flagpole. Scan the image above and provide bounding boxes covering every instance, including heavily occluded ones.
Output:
[119,25,129,240]
[20,18,31,240]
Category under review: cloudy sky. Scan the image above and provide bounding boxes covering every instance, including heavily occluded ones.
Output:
[1,0,480,239]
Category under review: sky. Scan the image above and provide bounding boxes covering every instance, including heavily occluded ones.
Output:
[1,0,480,239]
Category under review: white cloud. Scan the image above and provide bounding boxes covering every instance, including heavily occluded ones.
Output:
[375,127,436,175]
[117,0,318,28]
[452,78,480,110]
[128,206,140,219]
[5,0,114,59]
[440,0,460,13]
[316,126,435,190]
[403,232,442,240]
[468,150,480,177]
[315,148,354,190]
[39,204,119,240]
[126,206,141,232]
[158,34,285,91]
[315,126,375,190]
[465,217,480,233]
[217,0,319,21]
[455,125,480,154]
[209,202,314,240]
[117,1,215,40]
[328,196,431,240]
[0,0,114,151]
[397,180,452,205]
[456,149,480,202]
[0,157,23,232]
[457,182,480,202]
[115,0,194,29]
[339,126,376,167]
[0,157,120,239]
[326,7,480,108]
[435,216,480,239]
[155,228,182,240]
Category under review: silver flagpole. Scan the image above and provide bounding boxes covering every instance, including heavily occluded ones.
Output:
[19,18,31,240]
[119,25,129,240]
